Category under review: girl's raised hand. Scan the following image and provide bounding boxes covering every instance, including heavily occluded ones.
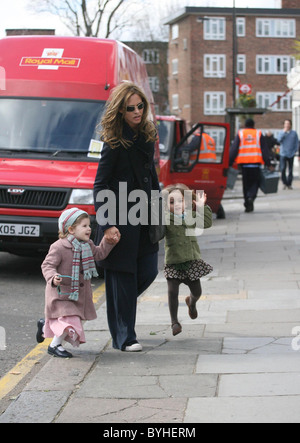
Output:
[194,192,207,210]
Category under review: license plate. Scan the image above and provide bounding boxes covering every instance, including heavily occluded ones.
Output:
[0,223,40,237]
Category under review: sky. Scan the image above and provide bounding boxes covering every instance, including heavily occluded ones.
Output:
[0,0,281,39]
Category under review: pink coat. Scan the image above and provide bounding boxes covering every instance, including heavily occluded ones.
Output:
[42,237,114,321]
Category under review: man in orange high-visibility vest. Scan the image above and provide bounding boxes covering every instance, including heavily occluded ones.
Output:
[180,130,217,164]
[230,118,272,213]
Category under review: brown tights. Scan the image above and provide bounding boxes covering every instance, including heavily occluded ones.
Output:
[167,278,202,326]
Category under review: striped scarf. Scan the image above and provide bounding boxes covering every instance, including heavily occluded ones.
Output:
[67,235,99,301]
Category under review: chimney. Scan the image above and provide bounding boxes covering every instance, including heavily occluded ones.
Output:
[281,0,299,8]
[5,29,55,36]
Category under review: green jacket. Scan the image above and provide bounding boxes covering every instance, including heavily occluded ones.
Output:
[164,205,212,265]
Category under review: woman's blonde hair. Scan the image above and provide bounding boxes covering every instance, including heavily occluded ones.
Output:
[99,82,157,149]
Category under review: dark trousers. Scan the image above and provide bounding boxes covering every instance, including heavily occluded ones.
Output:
[241,166,261,202]
[104,252,158,350]
[280,156,294,186]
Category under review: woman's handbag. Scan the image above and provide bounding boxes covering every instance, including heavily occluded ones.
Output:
[148,196,166,244]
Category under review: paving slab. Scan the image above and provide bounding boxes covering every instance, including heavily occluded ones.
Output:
[0,391,71,424]
[56,398,187,424]
[185,396,300,423]
[218,373,300,397]
[196,353,300,374]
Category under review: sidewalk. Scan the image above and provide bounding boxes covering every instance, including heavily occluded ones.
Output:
[1,177,300,423]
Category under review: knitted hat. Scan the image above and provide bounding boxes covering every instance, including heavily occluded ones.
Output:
[58,208,89,233]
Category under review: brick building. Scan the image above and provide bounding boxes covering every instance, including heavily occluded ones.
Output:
[6,29,55,36]
[124,41,169,115]
[165,0,300,138]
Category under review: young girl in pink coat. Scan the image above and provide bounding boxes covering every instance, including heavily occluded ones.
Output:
[37,208,120,359]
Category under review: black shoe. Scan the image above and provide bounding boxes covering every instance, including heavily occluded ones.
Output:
[48,345,73,359]
[245,198,254,213]
[36,319,45,344]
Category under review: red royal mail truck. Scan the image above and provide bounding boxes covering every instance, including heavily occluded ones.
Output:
[0,36,158,256]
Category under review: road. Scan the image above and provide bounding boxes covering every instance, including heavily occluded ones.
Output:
[0,252,47,378]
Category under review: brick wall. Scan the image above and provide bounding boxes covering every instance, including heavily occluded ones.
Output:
[282,0,299,8]
[168,9,300,135]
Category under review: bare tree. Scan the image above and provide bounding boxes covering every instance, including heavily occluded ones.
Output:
[29,0,135,38]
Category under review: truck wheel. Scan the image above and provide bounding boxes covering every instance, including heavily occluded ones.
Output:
[216,204,226,219]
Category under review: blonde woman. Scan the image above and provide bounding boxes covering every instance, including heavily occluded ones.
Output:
[93,82,160,352]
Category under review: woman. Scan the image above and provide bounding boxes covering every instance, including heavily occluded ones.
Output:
[93,82,160,352]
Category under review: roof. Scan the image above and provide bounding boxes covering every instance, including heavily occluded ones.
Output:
[165,6,300,25]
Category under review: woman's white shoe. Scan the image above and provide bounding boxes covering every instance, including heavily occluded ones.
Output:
[124,342,143,352]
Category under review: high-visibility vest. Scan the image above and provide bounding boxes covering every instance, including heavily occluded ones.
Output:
[236,129,264,165]
[190,132,217,163]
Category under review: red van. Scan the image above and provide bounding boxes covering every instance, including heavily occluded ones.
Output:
[0,36,158,256]
[157,116,230,218]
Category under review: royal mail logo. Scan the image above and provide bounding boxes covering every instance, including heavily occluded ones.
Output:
[20,48,81,71]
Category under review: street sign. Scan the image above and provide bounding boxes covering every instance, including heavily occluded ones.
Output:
[239,83,252,95]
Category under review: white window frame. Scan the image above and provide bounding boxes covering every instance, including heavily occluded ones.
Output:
[204,54,226,78]
[256,55,295,75]
[142,49,160,65]
[256,91,292,112]
[172,94,179,111]
[237,54,246,74]
[204,17,226,40]
[256,18,295,38]
[236,18,245,37]
[204,92,226,115]
[172,24,179,40]
[172,59,178,76]
[148,76,160,93]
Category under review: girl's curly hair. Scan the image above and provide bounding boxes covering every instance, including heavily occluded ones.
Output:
[99,82,157,149]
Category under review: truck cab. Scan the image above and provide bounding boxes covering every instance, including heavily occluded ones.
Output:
[157,116,230,218]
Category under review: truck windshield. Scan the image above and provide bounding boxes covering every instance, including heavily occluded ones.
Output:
[0,98,105,156]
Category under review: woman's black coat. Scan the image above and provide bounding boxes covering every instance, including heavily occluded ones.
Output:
[93,124,160,273]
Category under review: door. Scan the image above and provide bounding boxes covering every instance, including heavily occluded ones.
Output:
[169,122,230,214]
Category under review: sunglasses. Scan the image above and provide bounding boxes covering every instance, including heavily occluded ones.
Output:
[126,102,145,113]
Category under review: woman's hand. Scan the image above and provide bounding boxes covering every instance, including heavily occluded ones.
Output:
[104,227,121,245]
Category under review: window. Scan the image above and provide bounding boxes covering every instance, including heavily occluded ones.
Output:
[148,77,160,93]
[172,24,179,40]
[236,18,245,37]
[172,94,179,111]
[172,59,178,76]
[256,55,295,74]
[204,55,226,78]
[257,92,292,112]
[142,49,160,64]
[204,92,226,115]
[237,55,246,74]
[0,98,105,156]
[204,17,226,40]
[256,19,295,38]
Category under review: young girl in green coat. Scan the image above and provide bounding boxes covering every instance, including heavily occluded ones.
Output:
[163,184,213,336]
